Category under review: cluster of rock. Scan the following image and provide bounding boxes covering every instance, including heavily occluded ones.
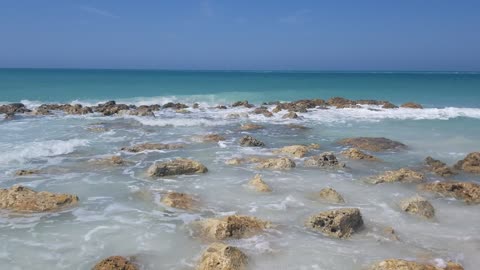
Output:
[425,157,456,177]
[419,181,479,204]
[239,135,265,147]
[121,143,184,153]
[341,148,380,161]
[0,185,78,212]
[370,168,425,184]
[304,152,346,168]
[338,137,407,152]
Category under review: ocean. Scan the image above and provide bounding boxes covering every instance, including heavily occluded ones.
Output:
[0,69,479,269]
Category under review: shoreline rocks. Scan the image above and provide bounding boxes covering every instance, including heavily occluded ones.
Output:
[371,168,425,184]
[239,123,263,131]
[400,102,423,109]
[255,157,296,170]
[191,215,270,241]
[147,159,208,177]
[304,152,345,168]
[399,196,435,219]
[239,135,265,147]
[306,208,363,238]
[418,181,479,204]
[121,143,184,153]
[338,137,407,152]
[15,169,41,176]
[196,243,248,270]
[453,152,480,174]
[341,148,380,161]
[92,256,138,270]
[317,187,345,203]
[161,192,196,210]
[248,174,272,192]
[273,145,310,158]
[425,156,455,177]
[369,259,463,270]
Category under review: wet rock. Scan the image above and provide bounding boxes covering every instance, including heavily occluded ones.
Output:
[453,152,480,174]
[239,123,263,131]
[162,102,188,110]
[93,156,128,166]
[371,168,425,184]
[282,111,299,119]
[400,102,423,109]
[215,105,228,110]
[239,135,265,147]
[225,156,266,166]
[286,124,309,130]
[121,143,184,153]
[94,101,130,116]
[175,109,190,114]
[248,174,271,192]
[304,152,346,168]
[400,196,435,219]
[338,137,407,152]
[225,158,246,165]
[318,187,345,203]
[273,99,325,113]
[255,157,296,170]
[193,103,200,109]
[369,259,463,270]
[119,107,155,117]
[147,158,208,177]
[326,97,357,108]
[305,208,363,238]
[381,102,399,109]
[0,185,79,213]
[341,148,380,161]
[196,242,248,270]
[197,134,226,143]
[4,112,15,120]
[252,107,273,117]
[0,103,30,114]
[191,215,270,241]
[14,169,41,176]
[64,104,93,115]
[161,192,196,210]
[232,100,254,108]
[383,226,400,241]
[92,256,138,270]
[418,181,480,204]
[273,145,310,158]
[32,107,52,115]
[425,157,455,177]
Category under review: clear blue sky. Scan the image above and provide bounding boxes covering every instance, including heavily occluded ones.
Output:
[1,0,479,71]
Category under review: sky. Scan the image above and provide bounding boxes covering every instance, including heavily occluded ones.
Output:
[0,0,479,71]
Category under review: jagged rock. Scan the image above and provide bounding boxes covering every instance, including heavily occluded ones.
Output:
[92,256,138,270]
[306,208,363,238]
[197,134,226,143]
[32,107,52,115]
[318,187,345,203]
[93,156,128,166]
[418,181,480,204]
[196,243,248,270]
[338,137,406,152]
[252,107,273,117]
[273,145,310,158]
[15,169,40,176]
[369,259,463,270]
[248,174,271,192]
[400,102,423,109]
[161,192,196,210]
[4,112,16,120]
[121,143,184,153]
[239,123,263,131]
[255,157,296,170]
[239,135,264,147]
[425,157,455,177]
[371,168,425,184]
[341,148,380,161]
[0,103,30,114]
[381,102,399,109]
[216,105,228,110]
[273,99,325,113]
[0,185,78,213]
[304,152,346,168]
[454,152,480,174]
[94,101,129,116]
[162,102,188,110]
[232,100,254,108]
[64,104,93,115]
[148,158,208,177]
[282,111,299,119]
[400,196,435,219]
[191,215,270,241]
[326,97,357,108]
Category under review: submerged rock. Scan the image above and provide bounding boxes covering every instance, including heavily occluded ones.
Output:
[196,242,248,270]
[121,143,184,153]
[371,168,425,184]
[369,259,463,270]
[400,102,424,109]
[425,156,455,177]
[418,181,480,204]
[232,100,254,108]
[286,123,309,130]
[147,158,208,177]
[304,152,345,168]
[273,145,310,158]
[453,152,480,174]
[93,156,128,166]
[306,208,363,238]
[248,174,272,192]
[282,111,299,119]
[239,123,263,131]
[255,157,296,170]
[239,135,265,147]
[0,185,78,213]
[92,256,138,270]
[341,148,380,161]
[252,106,273,117]
[338,137,407,152]
[317,187,345,203]
[197,134,226,143]
[400,196,435,219]
[161,192,196,210]
[15,169,41,176]
[191,215,270,241]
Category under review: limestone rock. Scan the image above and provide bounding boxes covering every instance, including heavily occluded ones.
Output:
[369,259,463,270]
[454,152,480,174]
[425,157,455,177]
[338,137,406,152]
[255,157,296,170]
[400,196,435,219]
[192,215,270,241]
[304,152,345,168]
[318,188,345,203]
[121,143,184,153]
[15,169,40,176]
[239,135,265,147]
[306,208,363,238]
[196,243,248,270]
[341,148,380,161]
[371,168,424,184]
[248,174,272,192]
[147,158,208,177]
[274,145,309,158]
[161,192,196,210]
[92,256,138,270]
[400,102,423,109]
[419,181,480,204]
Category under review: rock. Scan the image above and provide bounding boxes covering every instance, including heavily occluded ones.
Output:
[341,148,380,161]
[175,109,190,114]
[239,123,263,131]
[193,103,200,109]
[371,168,425,184]
[286,124,309,130]
[255,157,296,170]
[93,101,130,116]
[381,102,399,109]
[119,107,155,117]
[93,156,128,166]
[425,157,455,177]
[304,152,346,168]
[216,105,228,110]
[162,102,188,110]
[252,107,273,117]
[121,143,184,153]
[196,243,248,270]
[15,169,40,176]
[383,226,400,241]
[282,111,299,119]
[400,102,423,109]
[418,181,480,204]
[0,185,78,213]
[318,188,345,203]
[191,215,270,241]
[305,208,363,238]
[232,100,254,108]
[4,112,15,120]
[0,103,30,114]
[198,134,226,143]
[400,196,435,219]
[338,137,407,152]
[327,97,357,108]
[369,259,463,270]
[64,104,93,115]
[274,145,309,158]
[92,256,138,270]
[32,107,52,115]
[248,174,272,192]
[239,135,265,147]
[161,192,196,210]
[225,158,245,165]
[454,152,480,174]
[272,99,325,113]
[147,158,208,177]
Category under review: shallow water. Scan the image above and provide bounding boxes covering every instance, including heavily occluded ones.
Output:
[0,101,479,270]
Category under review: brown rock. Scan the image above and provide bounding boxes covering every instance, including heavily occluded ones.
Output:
[304,152,346,168]
[338,137,406,152]
[318,188,345,203]
[121,143,184,153]
[255,157,296,170]
[369,259,463,270]
[306,208,363,238]
[93,156,128,166]
[248,174,272,192]
[191,215,270,241]
[232,100,254,108]
[382,102,399,109]
[274,145,310,158]
[425,157,455,177]
[196,243,248,270]
[282,111,299,119]
[199,134,226,143]
[225,158,246,165]
[341,148,380,161]
[239,135,265,147]
[92,256,138,270]
[454,152,480,174]
[239,123,263,131]
[371,168,425,184]
[400,196,435,219]
[400,102,423,109]
[161,192,196,210]
[147,158,208,177]
[15,169,40,176]
[419,181,480,204]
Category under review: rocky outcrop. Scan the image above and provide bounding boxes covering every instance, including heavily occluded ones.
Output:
[273,145,310,158]
[454,152,480,174]
[369,259,463,270]
[272,99,325,113]
[248,174,271,192]
[147,158,208,177]
[15,169,40,176]
[255,157,296,170]
[282,111,299,119]
[252,107,273,117]
[400,102,423,109]
[327,97,358,108]
[161,192,196,210]
[196,243,248,270]
[0,103,30,114]
[239,123,263,131]
[304,152,345,168]
[338,137,406,152]
[371,168,425,184]
[92,256,138,270]
[232,100,254,108]
[162,102,188,110]
[92,156,128,166]
[121,143,184,153]
[425,157,455,177]
[419,181,480,204]
[400,196,435,219]
[93,101,130,116]
[318,187,345,203]
[0,185,78,212]
[191,215,270,241]
[64,104,93,115]
[239,135,265,147]
[381,102,398,109]
[341,148,380,161]
[225,156,266,166]
[306,208,363,238]
[198,134,226,143]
